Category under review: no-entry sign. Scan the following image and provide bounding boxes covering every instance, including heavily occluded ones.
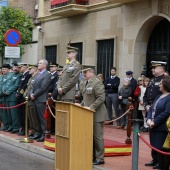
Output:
[4,29,21,46]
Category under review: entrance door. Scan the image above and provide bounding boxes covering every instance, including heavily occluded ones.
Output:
[146,19,170,77]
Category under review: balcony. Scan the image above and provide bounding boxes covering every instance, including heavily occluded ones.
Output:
[50,0,88,17]
[107,0,140,3]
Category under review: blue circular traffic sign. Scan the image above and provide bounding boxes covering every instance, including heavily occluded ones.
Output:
[5,29,21,46]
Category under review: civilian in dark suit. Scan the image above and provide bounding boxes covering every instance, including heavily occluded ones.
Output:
[147,76,170,170]
[30,59,51,142]
[126,71,137,95]
[104,67,120,123]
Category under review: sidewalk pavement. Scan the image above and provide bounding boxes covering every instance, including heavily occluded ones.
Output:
[0,124,153,170]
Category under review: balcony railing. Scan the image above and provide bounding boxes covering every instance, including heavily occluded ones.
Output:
[51,0,89,9]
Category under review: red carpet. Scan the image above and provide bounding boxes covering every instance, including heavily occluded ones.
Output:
[44,138,132,156]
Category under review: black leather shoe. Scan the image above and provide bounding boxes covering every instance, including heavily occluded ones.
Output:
[28,131,35,137]
[93,160,105,165]
[17,131,25,136]
[29,133,41,140]
[10,129,19,133]
[36,134,45,142]
[145,160,157,166]
[4,128,13,132]
[0,127,8,131]
[153,163,160,169]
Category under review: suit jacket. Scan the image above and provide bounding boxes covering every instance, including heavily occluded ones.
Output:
[57,60,81,100]
[31,70,51,102]
[81,76,107,123]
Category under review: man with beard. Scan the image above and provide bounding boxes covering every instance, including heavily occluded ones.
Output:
[104,67,120,123]
[144,61,166,169]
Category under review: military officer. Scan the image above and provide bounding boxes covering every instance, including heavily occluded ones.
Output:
[79,65,107,165]
[16,63,31,136]
[0,64,12,131]
[3,62,21,133]
[143,61,166,169]
[57,44,81,102]
[23,64,38,137]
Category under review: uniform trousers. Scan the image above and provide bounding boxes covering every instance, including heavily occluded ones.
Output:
[93,122,104,162]
[6,101,19,130]
[28,101,39,132]
[106,93,119,121]
[33,102,46,134]
[0,101,3,125]
[18,96,26,131]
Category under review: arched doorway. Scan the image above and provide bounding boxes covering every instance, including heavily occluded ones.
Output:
[146,19,170,77]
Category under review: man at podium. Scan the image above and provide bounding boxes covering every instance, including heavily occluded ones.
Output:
[80,65,107,165]
[57,44,81,102]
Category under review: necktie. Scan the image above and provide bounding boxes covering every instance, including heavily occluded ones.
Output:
[85,81,88,87]
[36,73,40,80]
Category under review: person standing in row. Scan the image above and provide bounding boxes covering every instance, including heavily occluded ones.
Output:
[80,65,107,165]
[104,67,120,124]
[16,63,31,136]
[0,64,12,131]
[3,62,21,133]
[57,44,81,102]
[0,67,3,129]
[30,59,51,142]
[23,65,38,137]
[144,61,166,169]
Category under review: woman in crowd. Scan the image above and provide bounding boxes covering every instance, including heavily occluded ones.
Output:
[147,76,170,170]
[139,77,150,132]
[117,78,132,129]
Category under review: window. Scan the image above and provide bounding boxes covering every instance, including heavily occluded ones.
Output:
[45,45,57,64]
[97,39,114,79]
[70,42,83,64]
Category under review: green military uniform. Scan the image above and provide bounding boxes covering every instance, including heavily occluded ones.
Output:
[0,75,4,126]
[3,72,21,131]
[80,72,107,163]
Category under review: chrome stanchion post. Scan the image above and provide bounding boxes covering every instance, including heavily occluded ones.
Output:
[20,97,34,143]
[131,119,143,170]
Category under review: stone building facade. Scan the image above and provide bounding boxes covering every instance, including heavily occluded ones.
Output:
[37,0,170,79]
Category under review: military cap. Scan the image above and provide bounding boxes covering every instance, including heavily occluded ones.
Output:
[12,61,19,67]
[2,64,11,69]
[66,45,79,53]
[28,64,38,69]
[49,62,59,67]
[126,71,133,75]
[18,63,28,68]
[150,61,167,67]
[57,65,63,71]
[81,65,96,72]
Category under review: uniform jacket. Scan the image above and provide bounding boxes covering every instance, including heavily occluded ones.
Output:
[48,71,58,93]
[0,75,4,101]
[24,73,37,99]
[17,71,31,98]
[57,60,81,100]
[147,94,170,132]
[81,76,107,123]
[104,76,120,94]
[143,74,164,107]
[31,70,51,102]
[1,72,12,98]
[130,78,137,94]
[4,72,21,102]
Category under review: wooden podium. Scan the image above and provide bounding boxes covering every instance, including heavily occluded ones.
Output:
[55,101,94,170]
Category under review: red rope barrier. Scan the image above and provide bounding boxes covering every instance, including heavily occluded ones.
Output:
[138,133,170,156]
[0,102,26,109]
